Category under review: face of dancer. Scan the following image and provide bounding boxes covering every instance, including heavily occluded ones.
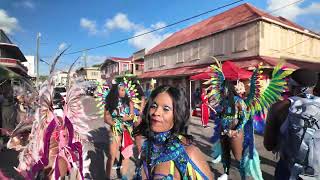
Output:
[118,86,126,98]
[149,92,174,132]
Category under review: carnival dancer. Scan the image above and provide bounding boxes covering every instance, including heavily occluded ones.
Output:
[207,59,290,180]
[104,81,135,179]
[200,88,215,128]
[8,48,97,180]
[134,85,213,179]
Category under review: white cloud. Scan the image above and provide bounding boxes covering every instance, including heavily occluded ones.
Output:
[129,27,172,51]
[105,13,137,31]
[13,1,35,9]
[86,55,107,66]
[267,0,320,21]
[105,13,171,50]
[151,22,167,30]
[80,18,98,35]
[80,13,171,50]
[58,42,67,51]
[304,2,320,14]
[0,9,19,34]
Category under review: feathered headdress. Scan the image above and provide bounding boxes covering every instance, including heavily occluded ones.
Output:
[11,47,94,180]
[95,81,110,117]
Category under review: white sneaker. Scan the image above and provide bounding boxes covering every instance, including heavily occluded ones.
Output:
[217,173,228,180]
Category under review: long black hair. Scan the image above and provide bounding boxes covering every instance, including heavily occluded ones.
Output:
[133,85,191,175]
[133,85,190,137]
[222,80,238,116]
[104,83,130,114]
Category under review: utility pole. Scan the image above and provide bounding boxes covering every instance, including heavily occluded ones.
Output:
[36,32,41,89]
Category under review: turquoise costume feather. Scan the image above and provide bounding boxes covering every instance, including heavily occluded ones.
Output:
[135,131,209,180]
[207,60,291,180]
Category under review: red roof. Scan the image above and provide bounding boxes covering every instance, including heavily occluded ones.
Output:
[147,3,305,55]
[108,56,132,62]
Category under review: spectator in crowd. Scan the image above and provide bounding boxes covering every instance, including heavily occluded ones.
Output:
[264,69,319,179]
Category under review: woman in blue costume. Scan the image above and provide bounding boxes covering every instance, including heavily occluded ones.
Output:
[212,80,252,180]
[208,60,290,180]
[134,85,213,179]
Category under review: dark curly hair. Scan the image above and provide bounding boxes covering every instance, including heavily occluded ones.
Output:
[104,83,130,114]
[133,85,190,137]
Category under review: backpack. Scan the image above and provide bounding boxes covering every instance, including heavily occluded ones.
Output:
[280,96,320,180]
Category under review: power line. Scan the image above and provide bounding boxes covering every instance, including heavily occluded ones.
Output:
[63,0,305,56]
[6,34,35,55]
[266,0,303,15]
[64,0,245,55]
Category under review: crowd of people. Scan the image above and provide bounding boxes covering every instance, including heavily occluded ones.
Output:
[1,64,320,180]
[100,65,319,180]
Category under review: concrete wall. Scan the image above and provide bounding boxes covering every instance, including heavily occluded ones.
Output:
[259,21,320,63]
[86,68,102,81]
[144,22,260,72]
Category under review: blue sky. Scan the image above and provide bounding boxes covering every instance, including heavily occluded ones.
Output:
[0,0,319,75]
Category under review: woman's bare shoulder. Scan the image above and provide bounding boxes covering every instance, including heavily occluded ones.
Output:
[184,145,214,179]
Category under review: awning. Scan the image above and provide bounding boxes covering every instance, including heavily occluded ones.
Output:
[286,59,320,71]
[0,64,21,80]
[139,56,313,80]
[230,56,299,69]
[0,43,27,62]
[190,72,212,80]
[222,61,252,80]
[138,64,211,79]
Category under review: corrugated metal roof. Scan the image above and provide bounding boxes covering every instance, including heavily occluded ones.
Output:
[147,3,306,55]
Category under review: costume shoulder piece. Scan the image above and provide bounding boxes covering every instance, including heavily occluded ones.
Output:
[204,58,225,102]
[95,81,110,117]
[122,78,142,122]
[245,63,291,116]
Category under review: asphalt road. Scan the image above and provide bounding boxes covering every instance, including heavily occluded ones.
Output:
[0,96,277,180]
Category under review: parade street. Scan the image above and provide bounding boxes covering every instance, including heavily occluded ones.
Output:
[0,96,277,180]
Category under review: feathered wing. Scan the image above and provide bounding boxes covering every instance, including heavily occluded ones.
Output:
[49,46,70,74]
[12,78,55,174]
[123,78,142,122]
[204,58,225,102]
[64,81,101,140]
[245,63,292,116]
[95,81,110,117]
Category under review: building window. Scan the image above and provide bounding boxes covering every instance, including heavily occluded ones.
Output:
[281,28,288,50]
[154,55,160,67]
[91,71,98,76]
[287,31,296,54]
[176,48,184,63]
[122,63,128,71]
[232,27,248,53]
[147,58,154,69]
[302,35,310,56]
[191,42,200,60]
[183,45,191,62]
[160,54,166,66]
[270,24,280,51]
[213,33,225,56]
